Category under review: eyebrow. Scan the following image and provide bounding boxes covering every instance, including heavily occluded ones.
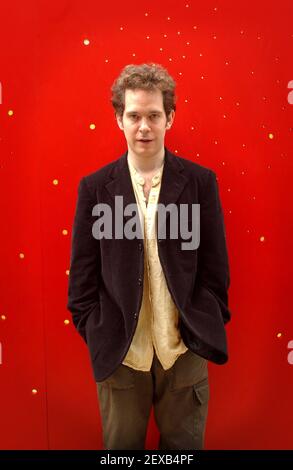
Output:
[125,110,163,115]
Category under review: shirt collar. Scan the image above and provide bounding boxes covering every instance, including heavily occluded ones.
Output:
[128,157,164,187]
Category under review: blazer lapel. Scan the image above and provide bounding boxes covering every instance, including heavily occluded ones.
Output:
[157,148,189,238]
[158,147,189,207]
[105,151,136,208]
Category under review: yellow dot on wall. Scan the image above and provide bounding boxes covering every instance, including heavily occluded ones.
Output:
[64,319,70,325]
[65,269,70,276]
[89,123,96,130]
[8,110,14,116]
[145,12,148,16]
[120,26,124,30]
[32,389,38,395]
[62,229,68,236]
[19,253,25,259]
[268,133,274,139]
[260,236,265,242]
[1,315,6,320]
[83,39,90,46]
[52,179,59,185]
[277,332,282,338]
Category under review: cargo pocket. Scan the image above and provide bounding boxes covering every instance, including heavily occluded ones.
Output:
[192,377,209,449]
[97,364,135,390]
[193,377,210,405]
[170,349,208,391]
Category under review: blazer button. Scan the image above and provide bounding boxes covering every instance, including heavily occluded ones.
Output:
[138,278,142,286]
[138,243,143,251]
[134,312,138,319]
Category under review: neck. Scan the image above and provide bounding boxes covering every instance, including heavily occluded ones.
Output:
[127,147,165,174]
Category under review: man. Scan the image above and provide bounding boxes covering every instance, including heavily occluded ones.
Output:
[67,63,231,450]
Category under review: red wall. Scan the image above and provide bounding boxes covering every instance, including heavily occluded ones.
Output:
[0,0,292,450]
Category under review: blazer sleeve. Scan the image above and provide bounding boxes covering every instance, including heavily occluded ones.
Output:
[197,170,231,324]
[67,177,101,342]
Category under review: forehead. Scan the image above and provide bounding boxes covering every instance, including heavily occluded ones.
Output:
[124,88,164,112]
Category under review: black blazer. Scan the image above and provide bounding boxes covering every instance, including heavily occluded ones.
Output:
[67,147,231,382]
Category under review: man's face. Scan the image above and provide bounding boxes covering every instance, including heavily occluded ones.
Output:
[116,88,175,158]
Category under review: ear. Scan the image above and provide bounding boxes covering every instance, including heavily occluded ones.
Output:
[116,113,124,131]
[166,110,175,130]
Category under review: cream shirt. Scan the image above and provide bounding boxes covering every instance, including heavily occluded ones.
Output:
[122,157,188,371]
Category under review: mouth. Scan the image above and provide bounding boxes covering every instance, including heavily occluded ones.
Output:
[137,139,153,144]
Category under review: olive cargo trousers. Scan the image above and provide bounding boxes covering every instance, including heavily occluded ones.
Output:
[96,348,209,450]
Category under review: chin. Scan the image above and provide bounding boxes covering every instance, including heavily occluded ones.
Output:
[135,145,153,153]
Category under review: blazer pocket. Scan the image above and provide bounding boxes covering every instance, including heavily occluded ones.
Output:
[85,302,103,362]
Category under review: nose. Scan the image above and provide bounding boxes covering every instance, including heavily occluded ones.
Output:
[139,118,151,132]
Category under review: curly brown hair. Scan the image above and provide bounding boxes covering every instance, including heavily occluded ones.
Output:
[111,63,177,118]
